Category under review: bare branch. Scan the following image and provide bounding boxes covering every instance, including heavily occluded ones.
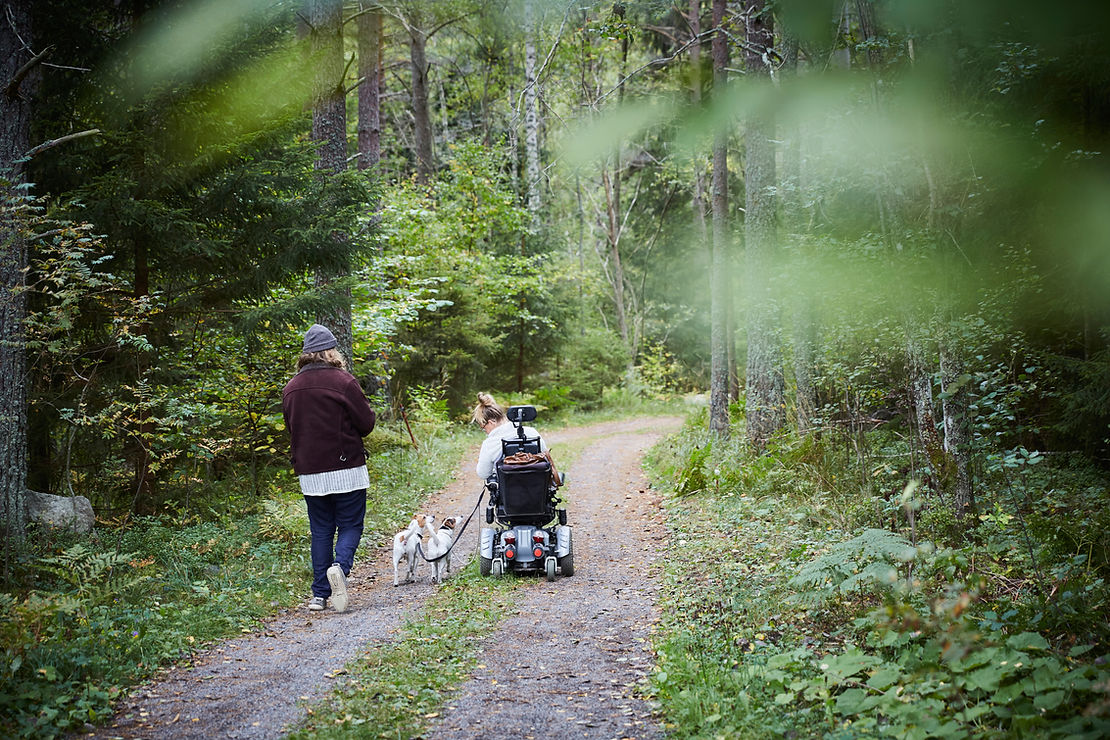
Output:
[42,62,91,73]
[23,129,100,160]
[4,44,54,99]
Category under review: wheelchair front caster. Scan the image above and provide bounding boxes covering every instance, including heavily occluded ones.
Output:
[485,506,494,524]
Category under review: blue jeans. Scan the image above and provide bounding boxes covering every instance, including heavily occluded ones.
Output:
[304,489,366,598]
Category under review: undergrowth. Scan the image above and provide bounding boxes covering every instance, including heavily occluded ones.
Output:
[0,422,468,739]
[645,411,1110,739]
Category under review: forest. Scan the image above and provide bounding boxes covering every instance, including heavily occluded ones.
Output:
[2,0,1109,737]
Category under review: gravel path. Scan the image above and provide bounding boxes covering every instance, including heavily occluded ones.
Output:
[96,416,682,739]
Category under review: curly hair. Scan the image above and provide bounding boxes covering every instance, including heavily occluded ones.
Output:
[296,348,346,372]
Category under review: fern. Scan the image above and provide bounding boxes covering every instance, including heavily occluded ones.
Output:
[789,529,918,606]
[258,498,308,545]
[40,544,149,607]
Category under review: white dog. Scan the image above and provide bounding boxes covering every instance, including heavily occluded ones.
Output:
[392,514,433,586]
[425,515,459,584]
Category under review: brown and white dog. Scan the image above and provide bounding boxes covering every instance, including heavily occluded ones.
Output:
[392,514,434,586]
[426,515,459,584]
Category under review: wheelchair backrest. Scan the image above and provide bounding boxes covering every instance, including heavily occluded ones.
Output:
[495,455,551,519]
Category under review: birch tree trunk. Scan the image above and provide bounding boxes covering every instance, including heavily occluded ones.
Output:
[743,0,784,449]
[522,0,542,229]
[1,0,33,547]
[708,0,730,438]
[308,0,353,365]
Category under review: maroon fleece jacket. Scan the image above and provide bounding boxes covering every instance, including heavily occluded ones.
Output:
[281,363,376,476]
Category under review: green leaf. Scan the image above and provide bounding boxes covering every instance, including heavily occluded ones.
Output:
[1033,690,1065,711]
[834,688,869,715]
[1006,632,1049,651]
[966,665,1005,693]
[821,650,881,683]
[866,666,902,690]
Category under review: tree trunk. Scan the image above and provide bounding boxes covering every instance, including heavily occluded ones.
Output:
[743,0,784,450]
[708,0,730,438]
[782,35,818,433]
[409,24,434,182]
[357,3,382,171]
[600,166,629,347]
[522,0,542,229]
[308,0,353,365]
[1,0,34,548]
[907,331,944,477]
[940,335,973,521]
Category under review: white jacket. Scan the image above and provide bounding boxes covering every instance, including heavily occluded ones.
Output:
[476,421,548,480]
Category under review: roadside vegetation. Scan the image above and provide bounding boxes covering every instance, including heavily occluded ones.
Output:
[647,410,1110,739]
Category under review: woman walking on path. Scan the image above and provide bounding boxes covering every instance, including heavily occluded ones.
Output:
[282,324,376,612]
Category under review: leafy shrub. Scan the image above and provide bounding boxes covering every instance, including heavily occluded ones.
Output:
[789,529,917,606]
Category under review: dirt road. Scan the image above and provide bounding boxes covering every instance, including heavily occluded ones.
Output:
[99,416,682,739]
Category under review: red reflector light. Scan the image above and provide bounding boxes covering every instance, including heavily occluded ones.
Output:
[505,549,515,559]
[503,534,516,544]
[533,547,543,558]
[532,534,544,543]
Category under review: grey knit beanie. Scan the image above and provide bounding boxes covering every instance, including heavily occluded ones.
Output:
[302,323,337,353]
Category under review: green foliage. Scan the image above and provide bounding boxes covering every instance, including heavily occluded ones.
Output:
[647,413,1110,739]
[538,327,630,409]
[789,530,916,607]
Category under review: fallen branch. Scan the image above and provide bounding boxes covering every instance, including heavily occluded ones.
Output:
[22,129,100,160]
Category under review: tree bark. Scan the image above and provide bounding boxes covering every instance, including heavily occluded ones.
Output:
[708,0,730,438]
[308,0,353,365]
[940,334,973,521]
[356,3,382,172]
[1,0,34,547]
[743,0,784,450]
[600,166,629,347]
[522,0,542,229]
[408,23,434,182]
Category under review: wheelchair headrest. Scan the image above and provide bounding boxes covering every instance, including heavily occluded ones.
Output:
[506,405,537,424]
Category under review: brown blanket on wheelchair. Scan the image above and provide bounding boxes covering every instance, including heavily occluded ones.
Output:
[501,451,563,487]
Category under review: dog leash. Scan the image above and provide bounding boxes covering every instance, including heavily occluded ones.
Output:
[415,486,486,564]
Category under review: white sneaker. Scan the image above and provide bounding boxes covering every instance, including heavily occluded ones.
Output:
[308,596,326,611]
[327,563,348,612]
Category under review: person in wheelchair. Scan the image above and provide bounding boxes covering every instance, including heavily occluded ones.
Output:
[473,393,572,580]
[473,392,550,481]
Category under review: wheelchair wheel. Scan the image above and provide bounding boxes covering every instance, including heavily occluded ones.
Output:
[558,551,574,577]
[479,555,492,576]
[545,557,556,582]
[491,559,504,577]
